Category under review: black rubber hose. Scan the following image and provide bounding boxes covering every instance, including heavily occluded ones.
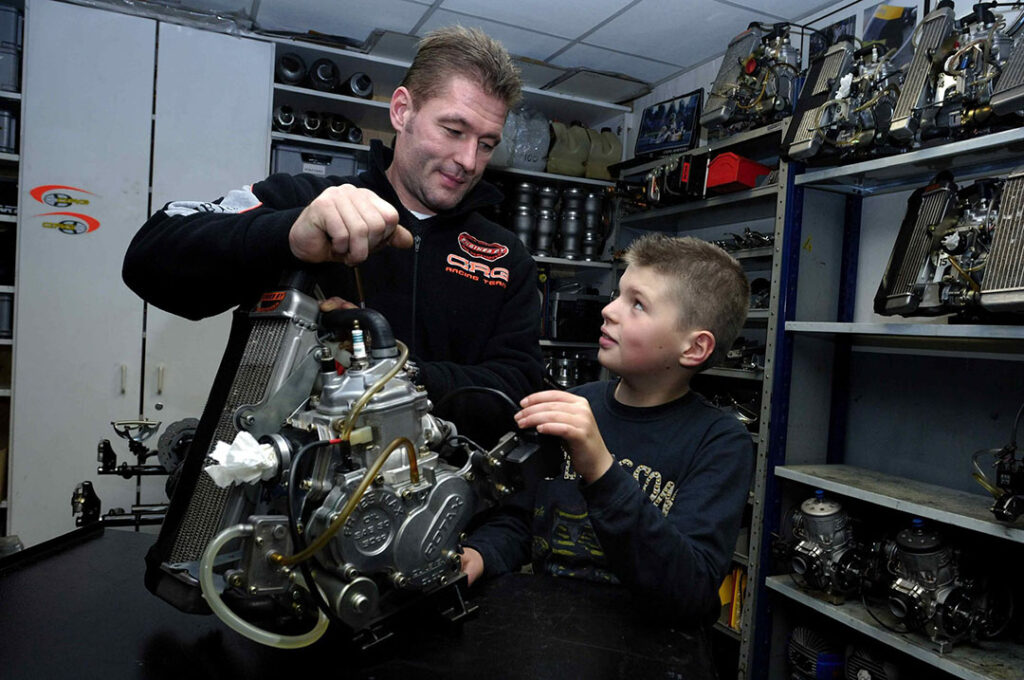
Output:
[320,307,398,357]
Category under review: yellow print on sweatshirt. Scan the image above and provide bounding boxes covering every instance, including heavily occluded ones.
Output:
[561,452,678,517]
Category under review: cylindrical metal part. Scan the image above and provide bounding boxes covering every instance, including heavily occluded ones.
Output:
[275,52,307,85]
[324,114,351,141]
[534,208,557,256]
[272,105,296,133]
[300,110,322,137]
[562,186,585,213]
[537,185,559,212]
[560,209,582,260]
[340,72,373,99]
[308,58,339,92]
[511,205,535,250]
[513,181,537,207]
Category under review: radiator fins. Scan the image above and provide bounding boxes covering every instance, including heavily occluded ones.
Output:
[981,168,1024,310]
[783,41,855,160]
[991,35,1024,115]
[167,317,290,564]
[874,179,957,316]
[701,26,765,130]
[889,6,955,140]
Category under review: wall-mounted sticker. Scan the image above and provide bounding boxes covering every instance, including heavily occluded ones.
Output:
[36,211,100,234]
[29,184,95,208]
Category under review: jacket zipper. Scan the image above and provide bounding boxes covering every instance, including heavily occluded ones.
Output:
[411,232,421,357]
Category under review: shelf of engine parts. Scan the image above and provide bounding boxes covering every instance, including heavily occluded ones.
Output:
[489,165,614,188]
[776,465,1024,544]
[534,255,617,270]
[618,183,780,230]
[613,121,786,181]
[0,389,9,398]
[765,576,1024,680]
[795,127,1024,197]
[733,551,749,566]
[261,35,631,128]
[746,309,770,323]
[0,215,15,224]
[730,246,773,260]
[271,131,370,155]
[0,91,19,102]
[539,340,599,350]
[274,83,393,132]
[703,366,764,381]
[786,321,1024,356]
[714,621,742,641]
[0,153,16,163]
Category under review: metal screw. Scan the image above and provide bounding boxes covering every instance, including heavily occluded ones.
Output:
[242,414,255,426]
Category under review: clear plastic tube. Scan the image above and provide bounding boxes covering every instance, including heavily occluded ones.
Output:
[199,523,330,648]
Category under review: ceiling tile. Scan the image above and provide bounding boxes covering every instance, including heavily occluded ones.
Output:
[549,43,682,85]
[255,0,429,44]
[585,0,783,67]
[436,0,633,38]
[725,0,840,22]
[416,10,570,62]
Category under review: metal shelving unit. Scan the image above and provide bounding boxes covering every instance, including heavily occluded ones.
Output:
[762,125,1024,679]
[765,577,1024,680]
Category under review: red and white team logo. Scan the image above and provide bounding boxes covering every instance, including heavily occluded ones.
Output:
[457,232,509,262]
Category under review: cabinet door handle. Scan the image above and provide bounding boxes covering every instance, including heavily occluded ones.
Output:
[157,364,165,395]
[120,364,128,395]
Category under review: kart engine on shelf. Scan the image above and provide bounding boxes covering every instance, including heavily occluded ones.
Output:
[890,2,1024,144]
[787,491,874,600]
[874,169,1024,318]
[882,518,1011,651]
[783,40,903,162]
[144,273,553,649]
[701,22,800,137]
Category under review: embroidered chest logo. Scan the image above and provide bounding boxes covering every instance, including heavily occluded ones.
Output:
[445,232,511,287]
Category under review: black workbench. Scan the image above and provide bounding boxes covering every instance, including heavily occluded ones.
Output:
[0,526,715,679]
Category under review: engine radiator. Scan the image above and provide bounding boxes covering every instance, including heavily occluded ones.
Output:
[991,36,1024,115]
[145,277,321,612]
[875,179,957,315]
[981,168,1024,310]
[701,26,765,130]
[783,41,854,160]
[889,6,955,141]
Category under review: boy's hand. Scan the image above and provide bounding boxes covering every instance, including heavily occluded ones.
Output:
[460,547,485,586]
[289,184,414,266]
[515,390,614,484]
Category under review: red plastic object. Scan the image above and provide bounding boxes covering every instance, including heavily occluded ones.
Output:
[706,152,771,194]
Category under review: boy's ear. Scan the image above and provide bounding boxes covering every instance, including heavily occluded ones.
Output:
[679,329,715,368]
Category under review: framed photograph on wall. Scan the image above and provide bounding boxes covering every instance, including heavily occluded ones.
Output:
[633,88,703,159]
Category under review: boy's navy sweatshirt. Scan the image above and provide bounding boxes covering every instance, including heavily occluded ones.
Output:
[465,380,754,626]
[122,140,543,405]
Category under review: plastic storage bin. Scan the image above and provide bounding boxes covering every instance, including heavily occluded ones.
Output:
[271,144,364,177]
[706,152,771,193]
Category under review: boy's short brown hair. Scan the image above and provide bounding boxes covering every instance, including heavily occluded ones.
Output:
[624,233,750,369]
[401,26,523,110]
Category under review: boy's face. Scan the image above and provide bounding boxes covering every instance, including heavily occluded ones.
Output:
[598,265,692,379]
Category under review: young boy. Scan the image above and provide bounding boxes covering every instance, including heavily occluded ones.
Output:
[460,233,754,626]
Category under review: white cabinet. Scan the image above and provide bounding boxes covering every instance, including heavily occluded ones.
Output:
[8,0,272,547]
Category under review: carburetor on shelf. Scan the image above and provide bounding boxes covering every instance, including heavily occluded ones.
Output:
[144,273,557,649]
[785,490,877,602]
[701,22,800,138]
[890,1,1024,144]
[805,42,905,162]
[881,518,1012,652]
[875,169,1024,319]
